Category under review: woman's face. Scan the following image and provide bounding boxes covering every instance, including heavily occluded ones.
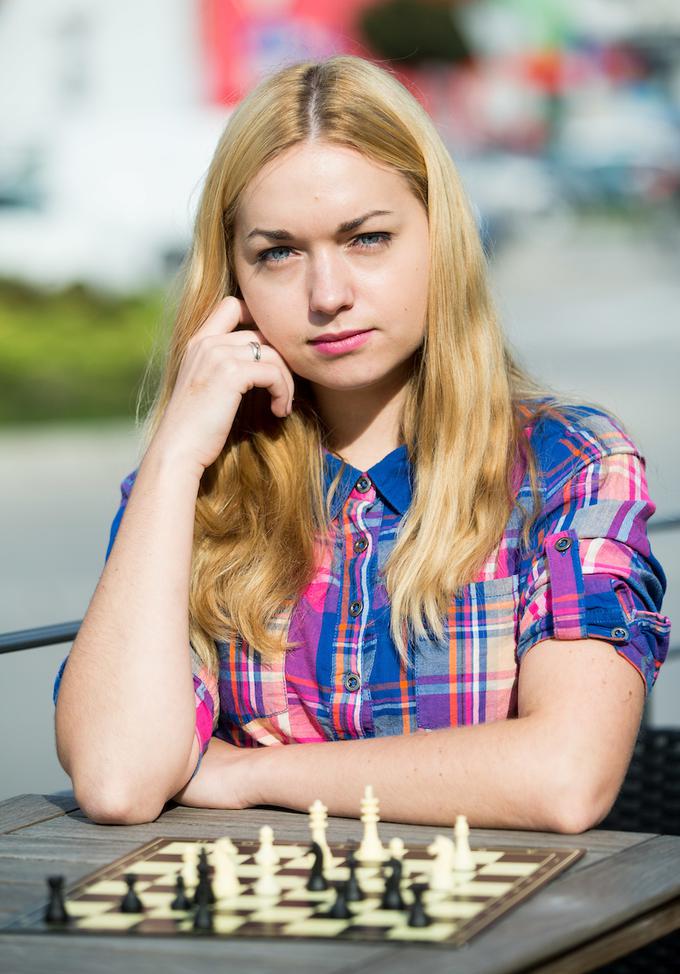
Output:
[232,141,429,395]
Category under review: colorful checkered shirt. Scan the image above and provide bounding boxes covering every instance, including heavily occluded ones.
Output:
[54,405,670,766]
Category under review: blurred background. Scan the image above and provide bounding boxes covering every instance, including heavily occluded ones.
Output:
[0,0,678,801]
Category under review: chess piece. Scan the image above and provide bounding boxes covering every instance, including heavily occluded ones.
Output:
[306,842,329,891]
[256,825,280,866]
[344,851,364,902]
[254,857,280,897]
[171,874,191,911]
[193,899,214,931]
[389,837,409,876]
[119,874,144,913]
[181,844,200,891]
[308,799,333,869]
[356,785,386,863]
[44,875,70,924]
[453,815,474,872]
[327,881,352,919]
[428,834,456,893]
[408,882,432,927]
[213,846,241,899]
[193,858,215,906]
[381,858,405,910]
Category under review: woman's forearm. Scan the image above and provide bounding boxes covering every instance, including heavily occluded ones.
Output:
[180,717,596,834]
[55,439,202,820]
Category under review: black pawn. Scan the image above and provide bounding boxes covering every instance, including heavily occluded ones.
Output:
[306,841,328,891]
[193,899,214,932]
[120,874,144,913]
[193,858,215,906]
[171,874,191,911]
[407,883,431,928]
[44,875,70,924]
[381,858,405,910]
[344,851,364,902]
[327,881,352,919]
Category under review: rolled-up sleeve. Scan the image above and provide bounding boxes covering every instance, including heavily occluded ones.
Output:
[53,469,219,776]
[517,449,670,694]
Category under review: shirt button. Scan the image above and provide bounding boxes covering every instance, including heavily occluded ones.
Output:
[349,600,363,617]
[344,673,361,692]
[555,537,572,552]
[353,537,368,553]
[611,626,629,641]
[355,476,371,493]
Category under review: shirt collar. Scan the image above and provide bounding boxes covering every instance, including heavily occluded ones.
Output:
[323,444,413,519]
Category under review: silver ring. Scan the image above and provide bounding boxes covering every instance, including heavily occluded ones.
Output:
[248,341,262,362]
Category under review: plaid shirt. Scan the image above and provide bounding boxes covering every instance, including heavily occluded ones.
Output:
[54,405,670,764]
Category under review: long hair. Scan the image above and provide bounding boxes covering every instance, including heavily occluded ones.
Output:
[143,55,562,669]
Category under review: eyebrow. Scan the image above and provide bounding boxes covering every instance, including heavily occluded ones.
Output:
[244,209,394,243]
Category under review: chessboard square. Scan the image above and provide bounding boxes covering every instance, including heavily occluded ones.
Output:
[213,915,247,935]
[86,880,149,896]
[271,845,306,858]
[454,880,514,896]
[281,888,333,903]
[250,906,314,923]
[428,900,485,919]
[283,855,313,871]
[478,861,540,876]
[472,851,504,865]
[283,918,351,937]
[221,894,279,910]
[386,921,457,942]
[64,901,110,918]
[346,898,382,914]
[273,874,307,890]
[349,909,404,927]
[135,891,174,907]
[77,913,141,931]
[130,859,175,874]
[145,906,186,921]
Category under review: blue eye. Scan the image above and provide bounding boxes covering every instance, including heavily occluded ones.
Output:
[256,232,392,265]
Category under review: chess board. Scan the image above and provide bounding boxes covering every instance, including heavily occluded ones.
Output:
[1,837,584,947]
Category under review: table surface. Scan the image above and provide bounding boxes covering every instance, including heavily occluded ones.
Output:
[0,793,678,974]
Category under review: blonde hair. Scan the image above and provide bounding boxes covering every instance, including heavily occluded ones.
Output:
[144,55,561,669]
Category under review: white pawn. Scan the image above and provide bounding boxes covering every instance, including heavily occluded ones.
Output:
[453,814,475,872]
[214,836,238,859]
[256,825,280,866]
[356,785,386,863]
[254,858,280,898]
[389,837,409,877]
[308,799,333,869]
[428,835,456,892]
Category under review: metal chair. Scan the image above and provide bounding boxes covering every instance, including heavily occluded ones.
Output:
[593,726,680,974]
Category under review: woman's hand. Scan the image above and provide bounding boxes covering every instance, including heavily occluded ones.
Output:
[172,737,264,810]
[151,295,296,479]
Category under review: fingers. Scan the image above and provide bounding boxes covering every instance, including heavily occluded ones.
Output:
[190,295,255,342]
[198,335,295,409]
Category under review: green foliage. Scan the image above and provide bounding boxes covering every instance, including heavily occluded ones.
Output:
[358,0,471,66]
[0,279,168,425]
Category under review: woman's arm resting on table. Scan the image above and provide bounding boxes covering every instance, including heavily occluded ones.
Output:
[175,636,644,833]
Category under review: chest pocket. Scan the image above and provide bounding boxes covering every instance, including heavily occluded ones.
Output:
[414,574,520,729]
[215,610,290,742]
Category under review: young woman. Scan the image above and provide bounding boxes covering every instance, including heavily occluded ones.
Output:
[54,55,670,830]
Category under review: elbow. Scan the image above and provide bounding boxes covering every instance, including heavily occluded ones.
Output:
[73,779,166,826]
[543,762,614,835]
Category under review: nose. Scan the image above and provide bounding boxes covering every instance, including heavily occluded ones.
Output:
[307,248,354,318]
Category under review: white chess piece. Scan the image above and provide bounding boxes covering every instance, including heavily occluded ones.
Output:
[308,798,333,868]
[254,857,281,897]
[356,785,386,863]
[428,835,456,892]
[388,837,409,876]
[181,845,199,891]
[453,814,475,872]
[256,825,280,866]
[214,836,238,859]
[213,847,242,899]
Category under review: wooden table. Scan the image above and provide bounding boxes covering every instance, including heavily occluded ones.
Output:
[0,793,678,974]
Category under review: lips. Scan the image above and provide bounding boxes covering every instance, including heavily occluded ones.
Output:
[310,329,370,344]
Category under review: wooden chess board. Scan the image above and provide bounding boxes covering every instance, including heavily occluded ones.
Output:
[1,837,585,947]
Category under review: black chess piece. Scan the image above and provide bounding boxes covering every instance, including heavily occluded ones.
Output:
[193,899,214,931]
[193,857,215,906]
[407,882,431,927]
[306,841,329,891]
[171,874,191,911]
[327,881,352,919]
[44,875,70,924]
[344,851,364,902]
[381,857,405,910]
[119,874,144,913]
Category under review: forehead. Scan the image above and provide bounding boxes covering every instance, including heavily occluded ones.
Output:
[235,142,414,230]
